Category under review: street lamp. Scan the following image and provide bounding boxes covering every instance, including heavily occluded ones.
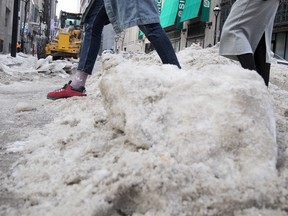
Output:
[213,5,221,45]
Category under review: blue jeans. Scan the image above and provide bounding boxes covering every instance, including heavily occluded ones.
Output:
[78,0,181,75]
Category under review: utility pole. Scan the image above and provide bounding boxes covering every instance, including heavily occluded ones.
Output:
[11,0,19,57]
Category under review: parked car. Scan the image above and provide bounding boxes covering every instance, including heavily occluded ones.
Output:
[272,52,288,66]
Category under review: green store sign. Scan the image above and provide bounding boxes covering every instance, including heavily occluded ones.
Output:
[176,0,185,29]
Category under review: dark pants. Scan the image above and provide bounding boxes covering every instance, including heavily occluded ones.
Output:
[77,0,181,75]
[237,34,270,87]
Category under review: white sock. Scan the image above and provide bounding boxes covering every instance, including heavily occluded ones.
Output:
[71,71,88,89]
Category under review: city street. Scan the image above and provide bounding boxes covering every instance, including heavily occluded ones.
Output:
[0,46,287,215]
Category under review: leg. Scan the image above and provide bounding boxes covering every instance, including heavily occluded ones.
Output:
[71,0,110,89]
[237,53,257,71]
[139,23,181,69]
[254,34,270,87]
[47,0,110,99]
[77,0,110,76]
[237,34,270,87]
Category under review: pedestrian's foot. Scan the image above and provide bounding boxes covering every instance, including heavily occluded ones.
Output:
[47,81,87,100]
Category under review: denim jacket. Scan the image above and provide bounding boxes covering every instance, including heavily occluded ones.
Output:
[82,0,160,34]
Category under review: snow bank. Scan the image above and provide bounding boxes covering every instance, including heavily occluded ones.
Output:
[3,45,288,215]
[0,54,75,77]
[100,49,277,181]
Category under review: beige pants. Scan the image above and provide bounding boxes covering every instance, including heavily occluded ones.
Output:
[219,0,279,63]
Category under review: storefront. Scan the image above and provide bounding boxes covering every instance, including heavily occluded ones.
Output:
[159,0,184,51]
[166,29,181,52]
[273,1,288,60]
[140,0,211,52]
[186,21,206,48]
[179,0,211,48]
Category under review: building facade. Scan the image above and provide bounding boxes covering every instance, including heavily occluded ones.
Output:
[123,0,220,53]
[20,0,58,54]
[273,0,288,60]
[19,0,43,54]
[0,0,57,54]
[122,0,288,61]
[0,0,14,53]
[2,0,287,58]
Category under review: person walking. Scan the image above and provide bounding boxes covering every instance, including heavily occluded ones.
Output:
[219,0,279,87]
[47,0,181,100]
[16,41,21,53]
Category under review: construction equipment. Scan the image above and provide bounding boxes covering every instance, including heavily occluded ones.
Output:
[39,11,82,60]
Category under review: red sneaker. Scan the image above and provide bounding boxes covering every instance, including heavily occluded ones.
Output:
[47,81,87,100]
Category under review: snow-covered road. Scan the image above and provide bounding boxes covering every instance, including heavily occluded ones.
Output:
[0,46,288,215]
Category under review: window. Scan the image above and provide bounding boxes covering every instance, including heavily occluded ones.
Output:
[276,33,286,58]
[0,39,3,53]
[273,32,288,61]
[5,7,11,27]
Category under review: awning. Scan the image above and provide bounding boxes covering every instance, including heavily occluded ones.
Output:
[180,0,203,22]
[201,0,211,22]
[160,0,179,28]
[176,0,185,29]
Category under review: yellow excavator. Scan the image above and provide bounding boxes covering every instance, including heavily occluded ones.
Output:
[40,11,82,60]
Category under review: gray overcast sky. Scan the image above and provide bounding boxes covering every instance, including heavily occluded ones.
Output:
[56,0,80,17]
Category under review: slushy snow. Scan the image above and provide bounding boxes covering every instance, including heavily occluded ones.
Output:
[1,44,288,216]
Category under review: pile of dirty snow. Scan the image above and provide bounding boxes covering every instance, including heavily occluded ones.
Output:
[2,44,288,216]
